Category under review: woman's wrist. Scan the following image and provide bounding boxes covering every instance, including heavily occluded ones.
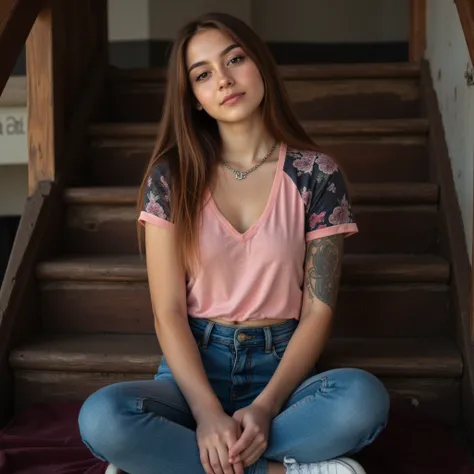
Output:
[191,396,224,422]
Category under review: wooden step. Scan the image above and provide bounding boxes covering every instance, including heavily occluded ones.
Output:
[101,63,421,121]
[9,333,461,423]
[40,279,450,338]
[88,135,429,186]
[88,119,429,139]
[36,254,451,338]
[37,254,450,284]
[108,63,421,82]
[64,183,439,206]
[64,202,439,255]
[100,79,421,122]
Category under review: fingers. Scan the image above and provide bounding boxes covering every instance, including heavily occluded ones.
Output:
[228,426,255,459]
[217,442,237,474]
[238,434,268,467]
[200,449,215,474]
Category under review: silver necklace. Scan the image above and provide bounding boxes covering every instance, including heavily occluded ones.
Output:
[222,141,278,180]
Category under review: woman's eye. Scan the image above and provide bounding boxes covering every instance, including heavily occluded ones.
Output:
[228,55,245,65]
[196,71,209,82]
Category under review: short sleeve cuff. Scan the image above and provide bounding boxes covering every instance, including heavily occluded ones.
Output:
[306,223,358,242]
[138,211,174,230]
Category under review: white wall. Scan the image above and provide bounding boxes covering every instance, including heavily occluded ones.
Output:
[426,0,474,261]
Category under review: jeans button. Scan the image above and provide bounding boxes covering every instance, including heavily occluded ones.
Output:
[237,333,247,343]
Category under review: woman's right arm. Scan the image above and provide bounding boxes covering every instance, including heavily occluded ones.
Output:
[144,223,244,474]
[145,222,221,419]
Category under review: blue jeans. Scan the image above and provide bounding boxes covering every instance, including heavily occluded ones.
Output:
[79,318,390,474]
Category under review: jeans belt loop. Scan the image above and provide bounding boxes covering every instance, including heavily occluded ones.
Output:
[263,327,272,354]
[201,321,215,348]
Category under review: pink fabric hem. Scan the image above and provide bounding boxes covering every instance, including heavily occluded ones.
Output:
[305,223,359,242]
[138,211,174,230]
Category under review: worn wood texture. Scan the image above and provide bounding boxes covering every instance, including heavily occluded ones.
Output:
[101,79,421,122]
[63,203,439,255]
[12,369,460,425]
[39,281,450,338]
[0,181,62,426]
[0,0,42,96]
[455,0,474,63]
[63,183,439,207]
[409,0,427,62]
[108,63,421,82]
[88,136,429,187]
[35,254,450,284]
[10,334,462,423]
[88,119,429,140]
[419,60,474,441]
[10,333,461,376]
[26,0,108,194]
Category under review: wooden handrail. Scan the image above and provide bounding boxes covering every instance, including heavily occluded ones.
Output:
[409,0,427,62]
[455,0,474,63]
[0,0,43,97]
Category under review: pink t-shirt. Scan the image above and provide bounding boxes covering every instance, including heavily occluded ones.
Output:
[139,144,358,322]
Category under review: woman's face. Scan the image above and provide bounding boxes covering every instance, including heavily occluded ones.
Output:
[185,28,265,124]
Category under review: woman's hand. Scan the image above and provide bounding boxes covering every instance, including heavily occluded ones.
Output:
[228,403,273,467]
[196,410,245,474]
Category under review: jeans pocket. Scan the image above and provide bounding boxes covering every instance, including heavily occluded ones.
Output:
[272,340,289,361]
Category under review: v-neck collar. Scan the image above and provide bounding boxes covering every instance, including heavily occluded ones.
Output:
[207,143,286,242]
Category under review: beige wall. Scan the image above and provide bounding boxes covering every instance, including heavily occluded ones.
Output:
[0,165,27,216]
[110,0,409,43]
[108,0,150,41]
[149,1,252,40]
[252,0,409,43]
[426,0,474,262]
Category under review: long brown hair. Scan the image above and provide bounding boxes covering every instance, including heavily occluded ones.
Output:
[137,12,325,276]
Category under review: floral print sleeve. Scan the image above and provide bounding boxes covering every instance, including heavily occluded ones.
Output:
[138,160,174,230]
[286,148,358,241]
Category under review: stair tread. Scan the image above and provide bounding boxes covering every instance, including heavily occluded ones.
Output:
[88,119,429,139]
[9,333,461,377]
[64,183,439,206]
[108,63,420,82]
[36,253,450,283]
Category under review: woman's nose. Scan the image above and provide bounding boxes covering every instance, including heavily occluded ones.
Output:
[218,72,234,89]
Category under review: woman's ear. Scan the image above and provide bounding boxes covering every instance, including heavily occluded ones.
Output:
[196,102,203,111]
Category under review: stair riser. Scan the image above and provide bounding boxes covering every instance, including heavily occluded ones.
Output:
[64,206,439,255]
[87,138,429,187]
[100,79,421,122]
[40,282,449,338]
[13,370,459,425]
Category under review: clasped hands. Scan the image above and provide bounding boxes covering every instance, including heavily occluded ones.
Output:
[196,402,273,474]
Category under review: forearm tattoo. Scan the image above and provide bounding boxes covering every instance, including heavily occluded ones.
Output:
[305,234,343,310]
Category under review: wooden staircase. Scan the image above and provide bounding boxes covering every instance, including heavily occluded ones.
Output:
[5,62,470,434]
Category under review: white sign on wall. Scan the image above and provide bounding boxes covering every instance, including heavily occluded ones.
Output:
[0,107,27,166]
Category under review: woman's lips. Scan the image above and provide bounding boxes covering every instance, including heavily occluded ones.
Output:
[221,92,245,105]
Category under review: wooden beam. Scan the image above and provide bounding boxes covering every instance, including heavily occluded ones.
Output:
[26,2,64,194]
[455,0,474,63]
[409,0,427,62]
[0,0,43,97]
[26,0,109,194]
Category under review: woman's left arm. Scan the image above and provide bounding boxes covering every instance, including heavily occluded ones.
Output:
[252,233,344,417]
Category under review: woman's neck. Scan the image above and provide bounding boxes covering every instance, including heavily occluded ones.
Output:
[217,113,276,168]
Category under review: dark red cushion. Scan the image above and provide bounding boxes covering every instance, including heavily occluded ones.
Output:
[0,402,473,473]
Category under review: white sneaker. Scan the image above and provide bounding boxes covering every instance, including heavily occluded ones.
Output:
[105,465,122,474]
[284,456,366,474]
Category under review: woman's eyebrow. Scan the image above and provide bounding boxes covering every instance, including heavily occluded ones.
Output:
[188,43,240,73]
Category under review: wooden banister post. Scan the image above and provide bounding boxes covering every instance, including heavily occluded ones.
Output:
[409,0,427,62]
[26,0,109,195]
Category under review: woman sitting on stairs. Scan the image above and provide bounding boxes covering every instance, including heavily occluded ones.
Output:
[78,12,390,474]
